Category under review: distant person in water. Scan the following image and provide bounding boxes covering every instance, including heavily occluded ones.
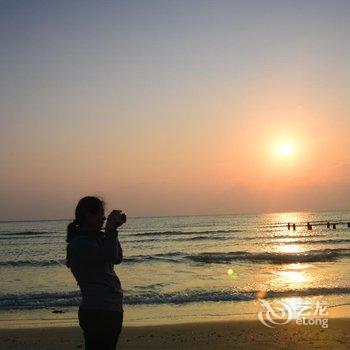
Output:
[66,196,126,350]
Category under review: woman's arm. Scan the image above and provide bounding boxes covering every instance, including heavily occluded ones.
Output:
[104,209,124,264]
[105,225,123,264]
[114,239,123,265]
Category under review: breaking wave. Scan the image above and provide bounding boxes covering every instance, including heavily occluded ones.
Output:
[1,287,349,310]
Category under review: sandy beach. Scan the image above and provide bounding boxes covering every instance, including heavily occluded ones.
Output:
[0,318,349,350]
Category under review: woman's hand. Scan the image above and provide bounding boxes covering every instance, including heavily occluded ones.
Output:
[105,210,127,231]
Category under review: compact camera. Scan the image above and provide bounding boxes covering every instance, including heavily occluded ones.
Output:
[119,213,127,224]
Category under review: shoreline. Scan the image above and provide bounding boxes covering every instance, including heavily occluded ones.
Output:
[0,318,349,349]
[1,299,349,329]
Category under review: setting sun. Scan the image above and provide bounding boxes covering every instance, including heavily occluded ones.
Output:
[276,141,295,157]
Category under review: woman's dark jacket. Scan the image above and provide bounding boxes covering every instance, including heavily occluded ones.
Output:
[67,227,123,312]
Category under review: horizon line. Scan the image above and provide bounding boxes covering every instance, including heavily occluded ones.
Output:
[1,208,350,224]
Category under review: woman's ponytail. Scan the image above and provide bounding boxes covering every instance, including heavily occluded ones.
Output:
[66,219,79,243]
[66,220,79,268]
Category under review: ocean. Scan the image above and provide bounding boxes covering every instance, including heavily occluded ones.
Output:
[0,211,349,327]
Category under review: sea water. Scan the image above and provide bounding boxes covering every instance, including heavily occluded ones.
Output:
[0,211,349,327]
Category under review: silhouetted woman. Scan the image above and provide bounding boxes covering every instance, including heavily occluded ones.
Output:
[66,196,126,350]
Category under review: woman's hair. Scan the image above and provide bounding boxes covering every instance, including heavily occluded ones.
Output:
[66,196,105,267]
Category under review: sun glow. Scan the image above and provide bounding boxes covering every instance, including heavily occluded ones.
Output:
[276,244,303,254]
[279,271,308,284]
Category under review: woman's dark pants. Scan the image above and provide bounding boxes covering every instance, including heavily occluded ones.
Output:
[78,307,123,350]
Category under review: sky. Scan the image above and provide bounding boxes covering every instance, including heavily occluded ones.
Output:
[1,0,350,220]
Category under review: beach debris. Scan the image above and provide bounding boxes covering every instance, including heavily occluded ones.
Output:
[52,309,65,313]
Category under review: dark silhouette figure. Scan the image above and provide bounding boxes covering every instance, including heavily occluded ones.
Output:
[292,223,296,231]
[66,196,126,350]
[332,223,336,229]
[307,222,312,230]
[327,222,330,229]
[287,222,291,230]
[348,222,350,228]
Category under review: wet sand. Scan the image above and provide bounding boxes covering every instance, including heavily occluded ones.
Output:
[0,318,349,349]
